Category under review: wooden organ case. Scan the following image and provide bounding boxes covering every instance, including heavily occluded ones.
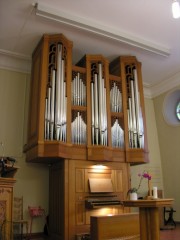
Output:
[24,34,149,240]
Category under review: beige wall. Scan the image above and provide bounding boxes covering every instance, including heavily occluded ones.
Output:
[153,88,180,221]
[0,69,49,233]
[130,98,164,199]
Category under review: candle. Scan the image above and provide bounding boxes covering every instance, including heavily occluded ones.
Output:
[153,186,158,199]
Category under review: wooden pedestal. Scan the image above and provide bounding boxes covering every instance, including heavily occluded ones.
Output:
[123,199,174,240]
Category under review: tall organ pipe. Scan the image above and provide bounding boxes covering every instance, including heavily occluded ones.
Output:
[50,70,56,140]
[45,97,48,139]
[91,63,107,146]
[130,79,137,148]
[127,67,144,148]
[133,69,144,148]
[46,86,51,140]
[94,73,99,145]
[44,44,67,142]
[91,81,95,145]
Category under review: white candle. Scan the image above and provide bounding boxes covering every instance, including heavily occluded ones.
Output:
[153,187,158,199]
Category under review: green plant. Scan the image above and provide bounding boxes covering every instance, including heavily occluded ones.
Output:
[127,187,138,194]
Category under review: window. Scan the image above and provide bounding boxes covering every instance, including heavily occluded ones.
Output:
[163,89,180,126]
[176,101,180,121]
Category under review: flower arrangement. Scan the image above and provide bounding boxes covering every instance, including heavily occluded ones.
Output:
[128,171,152,194]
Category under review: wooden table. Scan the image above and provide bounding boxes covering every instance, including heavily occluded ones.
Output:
[123,199,174,240]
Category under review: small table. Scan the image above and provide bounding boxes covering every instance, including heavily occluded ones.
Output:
[123,198,174,240]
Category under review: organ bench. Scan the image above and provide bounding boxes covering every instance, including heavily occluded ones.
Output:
[90,213,140,240]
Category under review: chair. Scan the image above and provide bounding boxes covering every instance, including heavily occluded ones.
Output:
[13,196,29,239]
[28,206,48,237]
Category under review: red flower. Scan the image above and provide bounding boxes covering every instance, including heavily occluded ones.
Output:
[142,172,151,180]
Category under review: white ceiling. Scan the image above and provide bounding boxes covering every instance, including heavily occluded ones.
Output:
[0,0,180,97]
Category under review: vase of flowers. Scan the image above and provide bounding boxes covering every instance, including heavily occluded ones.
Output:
[128,188,138,200]
[127,171,152,200]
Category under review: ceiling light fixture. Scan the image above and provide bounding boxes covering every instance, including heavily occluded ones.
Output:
[33,3,170,57]
[172,0,180,18]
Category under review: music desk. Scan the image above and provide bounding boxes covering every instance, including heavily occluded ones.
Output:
[123,198,174,240]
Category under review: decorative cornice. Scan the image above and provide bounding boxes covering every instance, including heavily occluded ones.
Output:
[0,50,179,98]
[0,49,31,74]
[144,72,180,98]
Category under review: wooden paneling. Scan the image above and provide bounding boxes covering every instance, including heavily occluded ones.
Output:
[76,169,85,193]
[114,169,123,192]
[76,202,85,225]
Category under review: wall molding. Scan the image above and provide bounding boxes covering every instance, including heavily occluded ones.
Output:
[147,72,180,98]
[0,49,31,74]
[0,50,179,98]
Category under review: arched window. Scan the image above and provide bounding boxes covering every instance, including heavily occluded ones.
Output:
[163,89,180,126]
[176,101,180,121]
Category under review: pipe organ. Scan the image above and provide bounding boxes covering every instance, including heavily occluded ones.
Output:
[24,34,149,240]
[24,34,148,163]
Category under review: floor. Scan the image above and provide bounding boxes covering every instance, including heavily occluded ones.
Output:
[160,223,180,240]
[32,223,180,239]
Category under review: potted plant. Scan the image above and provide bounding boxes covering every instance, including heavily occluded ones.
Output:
[127,171,152,200]
[127,187,138,200]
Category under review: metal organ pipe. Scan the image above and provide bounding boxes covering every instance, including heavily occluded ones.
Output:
[110,81,123,148]
[50,70,55,140]
[94,73,99,145]
[72,72,86,106]
[55,44,67,142]
[45,86,51,140]
[130,79,137,148]
[71,71,87,144]
[127,67,144,148]
[91,63,108,146]
[55,44,62,140]
[71,112,86,144]
[133,69,144,148]
[44,43,67,142]
[45,97,48,140]
[111,119,124,148]
[110,82,122,113]
[91,81,95,145]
